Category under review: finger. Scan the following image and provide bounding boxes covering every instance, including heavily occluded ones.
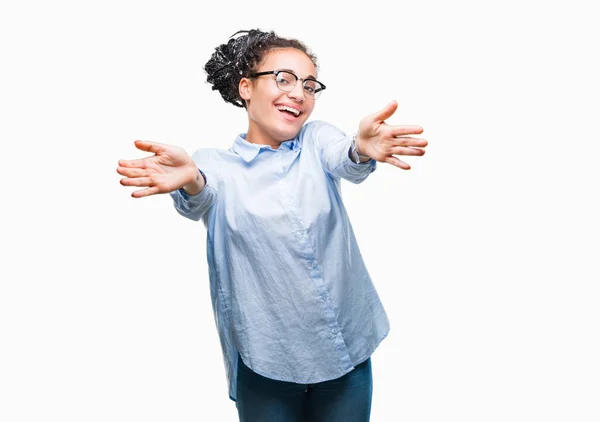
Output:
[367,100,398,123]
[392,137,428,147]
[116,166,146,177]
[120,177,153,187]
[134,140,165,154]
[391,125,424,137]
[385,155,411,170]
[131,186,160,198]
[390,146,426,156]
[118,158,148,168]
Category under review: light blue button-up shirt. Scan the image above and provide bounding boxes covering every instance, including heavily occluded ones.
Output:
[169,120,390,402]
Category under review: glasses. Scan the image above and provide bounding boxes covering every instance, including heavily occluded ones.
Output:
[249,70,326,100]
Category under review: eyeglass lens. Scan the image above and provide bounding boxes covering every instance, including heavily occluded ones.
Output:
[275,71,323,98]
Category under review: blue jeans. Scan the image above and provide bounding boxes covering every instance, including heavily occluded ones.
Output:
[235,353,373,422]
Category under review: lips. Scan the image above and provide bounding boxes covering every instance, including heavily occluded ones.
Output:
[275,105,301,122]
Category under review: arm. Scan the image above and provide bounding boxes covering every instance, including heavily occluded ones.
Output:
[117,141,218,222]
[311,120,378,184]
[169,151,218,223]
[311,101,427,183]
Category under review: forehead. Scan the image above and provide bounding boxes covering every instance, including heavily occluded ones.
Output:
[258,48,316,78]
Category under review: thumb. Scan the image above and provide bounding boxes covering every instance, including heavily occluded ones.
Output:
[367,100,398,123]
[134,140,165,154]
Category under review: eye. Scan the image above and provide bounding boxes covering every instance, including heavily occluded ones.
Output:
[304,80,318,94]
[276,73,294,85]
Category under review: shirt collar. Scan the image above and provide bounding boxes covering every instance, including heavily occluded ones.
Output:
[232,133,302,163]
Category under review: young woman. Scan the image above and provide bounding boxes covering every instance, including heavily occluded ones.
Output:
[117,29,427,422]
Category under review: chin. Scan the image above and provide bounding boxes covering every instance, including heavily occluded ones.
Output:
[274,123,303,141]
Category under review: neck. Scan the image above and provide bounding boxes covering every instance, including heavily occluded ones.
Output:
[245,121,282,150]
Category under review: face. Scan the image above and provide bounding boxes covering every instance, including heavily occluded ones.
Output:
[239,48,317,146]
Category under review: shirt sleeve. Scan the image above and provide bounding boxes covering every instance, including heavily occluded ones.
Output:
[168,149,218,222]
[309,120,376,184]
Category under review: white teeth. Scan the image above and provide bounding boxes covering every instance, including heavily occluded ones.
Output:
[276,105,301,117]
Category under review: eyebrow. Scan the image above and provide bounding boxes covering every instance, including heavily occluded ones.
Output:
[279,68,317,80]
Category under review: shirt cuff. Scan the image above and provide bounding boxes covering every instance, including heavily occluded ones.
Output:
[348,145,374,165]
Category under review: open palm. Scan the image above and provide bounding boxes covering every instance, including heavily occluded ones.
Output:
[356,101,427,170]
[117,140,198,198]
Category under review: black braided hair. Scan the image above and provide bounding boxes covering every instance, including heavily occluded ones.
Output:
[204,29,318,109]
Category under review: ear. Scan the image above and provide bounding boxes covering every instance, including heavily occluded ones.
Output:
[239,77,253,101]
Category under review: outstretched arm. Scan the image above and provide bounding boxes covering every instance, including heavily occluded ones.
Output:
[117,141,217,222]
[313,100,427,184]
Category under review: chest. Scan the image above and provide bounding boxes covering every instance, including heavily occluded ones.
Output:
[218,152,335,233]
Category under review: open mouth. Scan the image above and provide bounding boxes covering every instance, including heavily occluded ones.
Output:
[275,105,302,120]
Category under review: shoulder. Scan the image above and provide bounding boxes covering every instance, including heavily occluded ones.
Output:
[191,147,240,163]
[302,119,342,133]
[189,148,232,179]
[300,120,346,147]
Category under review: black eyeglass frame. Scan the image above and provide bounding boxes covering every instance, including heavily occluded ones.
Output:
[249,70,326,98]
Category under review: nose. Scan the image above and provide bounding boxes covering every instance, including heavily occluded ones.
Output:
[287,82,305,102]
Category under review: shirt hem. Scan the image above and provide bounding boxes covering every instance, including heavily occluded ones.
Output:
[234,324,390,389]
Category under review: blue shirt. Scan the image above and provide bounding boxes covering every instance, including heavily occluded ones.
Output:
[169,120,390,402]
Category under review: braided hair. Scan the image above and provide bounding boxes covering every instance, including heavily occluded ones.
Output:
[204,29,318,109]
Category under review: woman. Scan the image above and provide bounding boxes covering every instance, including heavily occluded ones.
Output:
[117,29,426,422]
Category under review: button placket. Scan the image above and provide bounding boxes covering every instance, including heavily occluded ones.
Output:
[278,180,351,365]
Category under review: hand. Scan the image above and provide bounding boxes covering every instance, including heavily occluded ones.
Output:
[117,140,199,198]
[356,100,427,170]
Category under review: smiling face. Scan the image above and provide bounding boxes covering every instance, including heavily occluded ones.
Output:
[239,48,317,148]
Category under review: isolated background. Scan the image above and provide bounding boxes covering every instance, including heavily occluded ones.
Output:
[1,0,598,421]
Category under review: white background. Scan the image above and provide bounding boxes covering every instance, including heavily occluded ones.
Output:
[1,0,599,421]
